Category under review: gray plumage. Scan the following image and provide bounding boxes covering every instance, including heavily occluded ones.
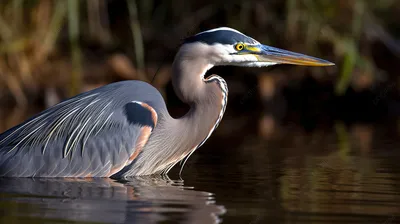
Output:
[0,27,333,177]
[0,81,165,177]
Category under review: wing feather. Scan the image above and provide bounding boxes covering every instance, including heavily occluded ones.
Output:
[0,87,158,177]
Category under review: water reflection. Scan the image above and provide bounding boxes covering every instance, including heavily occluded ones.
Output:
[281,155,400,218]
[186,112,400,223]
[0,177,225,223]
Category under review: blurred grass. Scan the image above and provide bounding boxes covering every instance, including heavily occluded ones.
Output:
[0,0,398,107]
[127,0,147,82]
[68,0,81,97]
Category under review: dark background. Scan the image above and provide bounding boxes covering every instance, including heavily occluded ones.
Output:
[0,0,399,127]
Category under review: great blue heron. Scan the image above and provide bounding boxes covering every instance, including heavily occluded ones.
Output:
[0,27,334,177]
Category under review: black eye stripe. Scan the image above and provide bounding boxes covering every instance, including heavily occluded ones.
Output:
[184,30,258,45]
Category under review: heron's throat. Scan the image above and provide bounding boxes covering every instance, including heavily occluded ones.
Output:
[171,54,214,104]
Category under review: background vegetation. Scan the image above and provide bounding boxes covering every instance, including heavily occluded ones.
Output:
[0,0,398,121]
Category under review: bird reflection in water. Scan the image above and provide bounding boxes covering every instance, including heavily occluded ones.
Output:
[0,176,225,223]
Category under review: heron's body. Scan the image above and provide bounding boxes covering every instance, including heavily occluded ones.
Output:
[0,27,333,177]
[0,81,162,177]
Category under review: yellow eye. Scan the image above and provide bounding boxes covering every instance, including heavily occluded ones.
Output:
[235,43,245,51]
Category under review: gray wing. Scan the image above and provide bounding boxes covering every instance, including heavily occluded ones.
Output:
[0,81,161,177]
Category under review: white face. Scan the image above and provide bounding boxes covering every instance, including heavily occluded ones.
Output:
[207,43,278,67]
[181,27,278,68]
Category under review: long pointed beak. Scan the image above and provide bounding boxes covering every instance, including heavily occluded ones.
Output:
[255,45,334,66]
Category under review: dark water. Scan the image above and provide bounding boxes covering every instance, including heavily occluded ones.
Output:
[0,109,400,223]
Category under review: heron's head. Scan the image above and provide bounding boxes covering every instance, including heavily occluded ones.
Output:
[181,27,334,67]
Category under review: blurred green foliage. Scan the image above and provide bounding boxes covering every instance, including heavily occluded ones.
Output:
[0,0,398,106]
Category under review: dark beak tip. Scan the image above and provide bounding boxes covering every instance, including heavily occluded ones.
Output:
[313,58,335,67]
[322,61,336,66]
[324,59,335,65]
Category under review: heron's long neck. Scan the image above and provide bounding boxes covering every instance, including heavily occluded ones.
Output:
[165,57,228,165]
[128,56,228,176]
[170,57,228,152]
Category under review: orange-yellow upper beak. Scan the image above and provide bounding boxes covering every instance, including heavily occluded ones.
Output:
[252,45,334,66]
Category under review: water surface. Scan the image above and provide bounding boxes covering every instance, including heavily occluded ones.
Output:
[0,110,399,223]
